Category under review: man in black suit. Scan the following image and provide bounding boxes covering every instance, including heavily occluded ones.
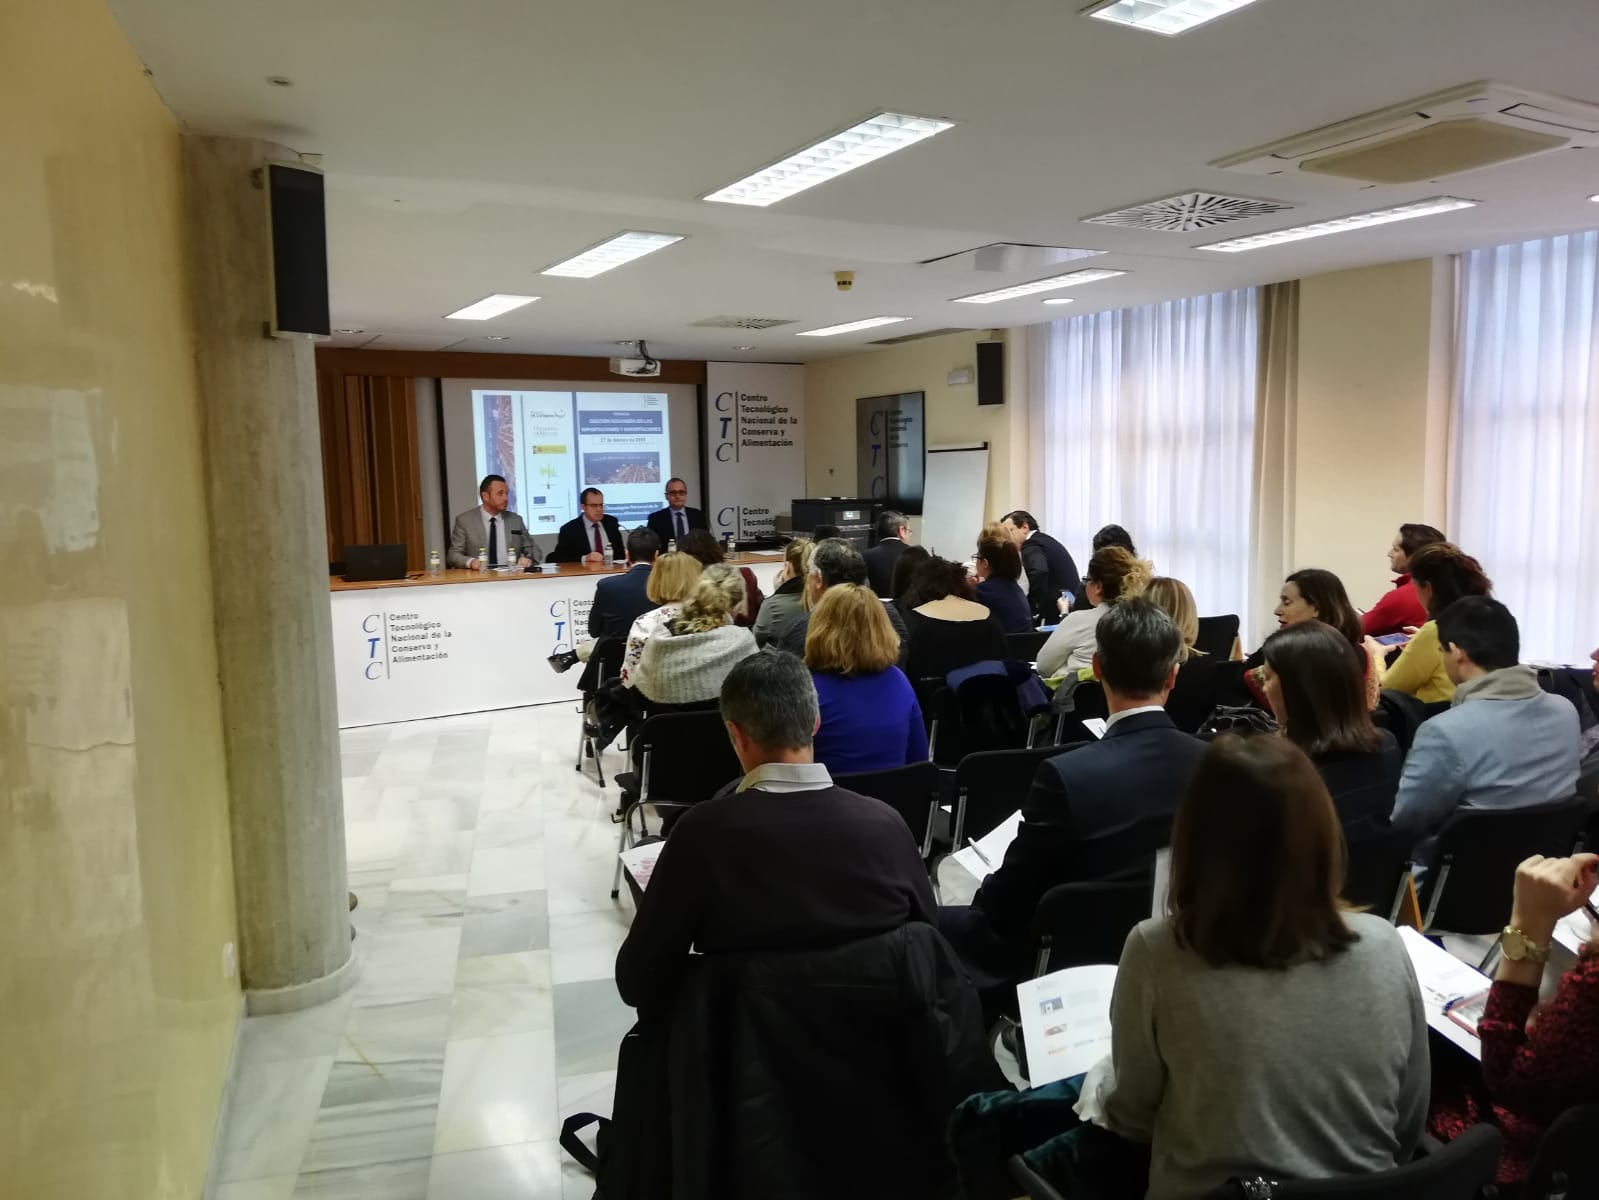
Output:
[941,599,1205,977]
[1001,509,1082,626]
[862,509,910,598]
[589,528,661,640]
[550,487,625,563]
[645,477,709,547]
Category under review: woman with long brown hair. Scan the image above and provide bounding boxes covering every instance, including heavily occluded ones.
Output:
[1366,541,1494,702]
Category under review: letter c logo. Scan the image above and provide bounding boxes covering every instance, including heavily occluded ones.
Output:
[870,411,884,435]
[364,662,383,680]
[548,599,567,618]
[362,614,381,633]
[717,506,736,528]
[714,391,733,411]
[715,443,733,461]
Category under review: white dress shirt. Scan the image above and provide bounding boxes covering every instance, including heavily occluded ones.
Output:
[735,761,835,794]
[1105,704,1167,730]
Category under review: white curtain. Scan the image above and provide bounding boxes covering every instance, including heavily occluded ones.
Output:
[1452,231,1599,664]
[1027,287,1260,631]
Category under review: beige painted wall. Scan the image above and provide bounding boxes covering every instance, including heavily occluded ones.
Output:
[1291,259,1451,608]
[803,330,1027,533]
[0,1,240,1196]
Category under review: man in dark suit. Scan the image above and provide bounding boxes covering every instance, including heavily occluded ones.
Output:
[862,509,910,598]
[1001,509,1082,626]
[645,477,709,547]
[550,487,625,563]
[589,528,661,640]
[942,598,1205,977]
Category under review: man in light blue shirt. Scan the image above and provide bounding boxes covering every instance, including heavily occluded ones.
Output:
[1391,597,1580,859]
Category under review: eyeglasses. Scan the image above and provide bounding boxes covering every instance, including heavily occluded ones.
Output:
[666,489,687,497]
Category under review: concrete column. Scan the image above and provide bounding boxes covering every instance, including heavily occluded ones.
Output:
[182,135,355,1012]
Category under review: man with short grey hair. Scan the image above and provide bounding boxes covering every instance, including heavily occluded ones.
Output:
[777,538,908,659]
[614,651,937,1012]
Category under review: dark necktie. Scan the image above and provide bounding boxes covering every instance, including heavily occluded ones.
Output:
[488,516,499,565]
[592,522,603,555]
[675,510,686,540]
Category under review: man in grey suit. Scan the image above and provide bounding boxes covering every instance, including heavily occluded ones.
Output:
[448,474,539,569]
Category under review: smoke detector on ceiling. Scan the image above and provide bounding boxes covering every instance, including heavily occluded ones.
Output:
[1085,191,1293,232]
[1213,81,1599,185]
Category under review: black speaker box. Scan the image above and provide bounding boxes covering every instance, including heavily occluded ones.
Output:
[264,161,330,337]
[976,340,1004,406]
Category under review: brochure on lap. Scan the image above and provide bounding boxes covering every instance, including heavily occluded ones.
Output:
[1016,964,1118,1087]
[1397,926,1490,1059]
[619,841,664,890]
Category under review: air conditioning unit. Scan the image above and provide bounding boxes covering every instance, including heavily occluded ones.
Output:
[1212,82,1599,185]
[609,357,661,378]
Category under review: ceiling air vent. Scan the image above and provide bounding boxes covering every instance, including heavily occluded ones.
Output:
[870,327,974,345]
[1085,191,1292,232]
[689,315,798,330]
[1213,81,1599,184]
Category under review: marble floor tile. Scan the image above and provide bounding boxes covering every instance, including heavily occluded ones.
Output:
[338,996,452,1068]
[459,890,549,958]
[450,951,553,1041]
[397,830,477,880]
[556,1070,616,1124]
[426,1139,564,1200]
[475,809,543,850]
[299,1088,439,1176]
[291,1156,432,1200]
[467,843,546,897]
[381,877,468,933]
[217,1056,335,1182]
[434,1031,558,1155]
[353,926,461,1007]
[551,980,633,1077]
[547,908,631,984]
[239,994,357,1066]
[478,778,542,814]
[215,1177,298,1200]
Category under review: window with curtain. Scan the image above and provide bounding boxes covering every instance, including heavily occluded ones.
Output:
[1452,231,1599,664]
[1027,287,1260,631]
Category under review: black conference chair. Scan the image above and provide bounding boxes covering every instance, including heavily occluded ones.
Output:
[1374,689,1451,755]
[1342,822,1416,921]
[928,673,1041,765]
[1523,1103,1599,1200]
[1193,613,1241,661]
[611,711,742,898]
[1059,809,1172,886]
[1416,794,1590,957]
[1005,630,1051,663]
[835,761,945,865]
[1049,677,1109,746]
[573,636,626,787]
[950,745,1078,849]
[1025,879,1150,980]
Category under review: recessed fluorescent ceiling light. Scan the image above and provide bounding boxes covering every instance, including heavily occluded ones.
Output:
[444,293,539,320]
[954,268,1126,304]
[541,231,685,278]
[1196,196,1478,252]
[1083,0,1268,35]
[705,112,955,207]
[1043,298,1076,306]
[796,316,913,337]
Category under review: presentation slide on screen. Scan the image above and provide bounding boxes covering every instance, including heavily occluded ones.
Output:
[471,390,671,531]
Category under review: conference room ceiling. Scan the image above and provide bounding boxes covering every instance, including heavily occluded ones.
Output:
[110,0,1599,361]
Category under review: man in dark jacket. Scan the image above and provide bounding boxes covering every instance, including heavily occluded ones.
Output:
[615,651,936,1013]
[777,538,908,661]
[862,509,910,598]
[942,600,1205,974]
[1001,509,1081,626]
[588,528,661,640]
[550,487,625,563]
[645,477,709,547]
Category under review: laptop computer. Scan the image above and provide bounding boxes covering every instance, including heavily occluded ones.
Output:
[342,544,408,582]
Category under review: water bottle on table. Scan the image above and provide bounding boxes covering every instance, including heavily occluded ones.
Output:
[477,546,488,573]
[428,550,442,577]
[602,540,614,569]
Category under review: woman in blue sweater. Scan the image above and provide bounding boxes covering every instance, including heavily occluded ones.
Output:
[804,583,929,775]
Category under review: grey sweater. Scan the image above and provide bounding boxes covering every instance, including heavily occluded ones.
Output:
[1101,914,1428,1200]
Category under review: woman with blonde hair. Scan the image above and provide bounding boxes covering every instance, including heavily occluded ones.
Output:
[1144,575,1227,734]
[752,537,813,647]
[1035,545,1154,678]
[806,584,927,774]
[619,552,703,687]
[632,564,756,705]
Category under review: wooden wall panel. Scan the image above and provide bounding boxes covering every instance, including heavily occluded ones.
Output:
[314,347,707,385]
[316,370,423,571]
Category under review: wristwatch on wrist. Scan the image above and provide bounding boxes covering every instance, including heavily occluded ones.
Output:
[1501,926,1552,964]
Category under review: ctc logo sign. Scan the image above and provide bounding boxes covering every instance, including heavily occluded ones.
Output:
[713,390,737,462]
[361,613,385,680]
[866,410,887,498]
[549,598,570,654]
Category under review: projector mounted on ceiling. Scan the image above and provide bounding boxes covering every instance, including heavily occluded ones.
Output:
[1212,82,1599,185]
[610,339,661,378]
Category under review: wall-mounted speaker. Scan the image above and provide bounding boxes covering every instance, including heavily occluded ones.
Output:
[263,161,330,338]
[976,340,1004,406]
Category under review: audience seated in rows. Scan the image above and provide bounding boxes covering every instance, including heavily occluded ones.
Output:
[1429,850,1599,1187]
[750,537,812,648]
[972,536,1035,634]
[899,556,1008,686]
[614,651,937,1013]
[588,528,662,642]
[1249,568,1378,709]
[1390,596,1580,860]
[889,542,932,610]
[863,509,910,599]
[1035,546,1154,679]
[679,529,763,629]
[1363,522,1447,637]
[804,584,927,775]
[631,564,756,706]
[1259,619,1402,828]
[1143,576,1229,734]
[618,551,701,687]
[1000,509,1082,627]
[1368,542,1493,703]
[940,599,1206,979]
[778,538,908,659]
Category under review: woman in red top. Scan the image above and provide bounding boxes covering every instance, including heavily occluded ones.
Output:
[1428,852,1599,1185]
[1361,523,1446,637]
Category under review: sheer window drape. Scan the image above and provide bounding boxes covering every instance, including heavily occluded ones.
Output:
[1027,287,1260,631]
[1452,232,1599,664]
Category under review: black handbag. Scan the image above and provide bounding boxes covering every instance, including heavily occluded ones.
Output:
[1197,704,1279,738]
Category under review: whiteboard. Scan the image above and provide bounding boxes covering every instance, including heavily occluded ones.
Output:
[919,444,989,560]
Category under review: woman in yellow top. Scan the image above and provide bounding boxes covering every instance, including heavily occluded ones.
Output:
[1365,542,1493,702]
